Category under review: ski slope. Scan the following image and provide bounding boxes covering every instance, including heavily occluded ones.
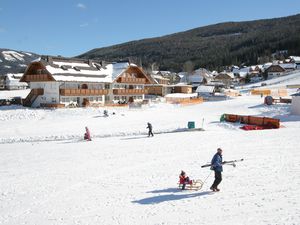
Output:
[0,81,300,224]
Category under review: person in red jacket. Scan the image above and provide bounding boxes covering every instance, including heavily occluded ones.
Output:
[179,170,192,190]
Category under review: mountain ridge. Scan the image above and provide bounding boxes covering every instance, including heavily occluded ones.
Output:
[78,14,300,72]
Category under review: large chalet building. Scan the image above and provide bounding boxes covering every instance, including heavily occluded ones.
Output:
[20,56,152,107]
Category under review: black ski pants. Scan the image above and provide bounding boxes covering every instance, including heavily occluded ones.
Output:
[148,130,154,137]
[211,171,222,188]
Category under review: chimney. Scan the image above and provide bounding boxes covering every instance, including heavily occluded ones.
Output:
[47,56,53,64]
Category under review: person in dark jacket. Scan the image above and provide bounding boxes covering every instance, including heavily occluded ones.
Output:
[146,122,154,137]
[210,148,223,192]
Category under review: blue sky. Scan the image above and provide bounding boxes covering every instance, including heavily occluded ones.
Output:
[0,0,300,57]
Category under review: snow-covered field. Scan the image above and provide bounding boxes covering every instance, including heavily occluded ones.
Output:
[1,74,300,225]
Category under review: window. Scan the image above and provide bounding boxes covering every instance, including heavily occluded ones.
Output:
[96,96,103,101]
[105,84,110,89]
[81,84,88,89]
[61,65,68,70]
[73,66,80,71]
[51,98,56,103]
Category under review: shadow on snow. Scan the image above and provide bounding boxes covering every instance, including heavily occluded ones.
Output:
[132,191,213,205]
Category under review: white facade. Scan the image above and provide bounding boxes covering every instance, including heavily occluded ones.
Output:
[21,56,150,107]
[291,95,300,115]
[30,81,107,107]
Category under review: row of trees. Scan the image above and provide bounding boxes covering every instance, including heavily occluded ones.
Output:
[80,14,300,73]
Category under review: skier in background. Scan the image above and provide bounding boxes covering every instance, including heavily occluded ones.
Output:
[210,148,223,192]
[84,126,92,141]
[146,122,154,137]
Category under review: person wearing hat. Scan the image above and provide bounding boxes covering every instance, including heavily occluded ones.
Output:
[179,170,192,190]
[210,148,223,192]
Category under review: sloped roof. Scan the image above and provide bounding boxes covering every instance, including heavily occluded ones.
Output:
[280,63,296,69]
[179,68,212,83]
[45,58,131,83]
[196,85,215,93]
[24,56,147,83]
[289,56,300,63]
[291,92,300,96]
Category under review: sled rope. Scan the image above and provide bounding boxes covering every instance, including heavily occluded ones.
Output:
[202,170,213,184]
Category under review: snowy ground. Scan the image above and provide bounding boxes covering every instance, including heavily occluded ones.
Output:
[1,74,300,225]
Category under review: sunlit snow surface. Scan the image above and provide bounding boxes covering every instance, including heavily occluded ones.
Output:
[0,73,300,225]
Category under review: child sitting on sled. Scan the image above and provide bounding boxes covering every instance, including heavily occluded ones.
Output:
[84,127,92,141]
[179,170,193,190]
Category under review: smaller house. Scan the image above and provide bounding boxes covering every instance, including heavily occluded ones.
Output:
[280,63,297,72]
[145,83,192,97]
[265,64,285,76]
[150,73,170,85]
[4,73,28,90]
[213,72,234,87]
[179,68,212,90]
[291,92,300,115]
[289,56,300,69]
[196,85,215,97]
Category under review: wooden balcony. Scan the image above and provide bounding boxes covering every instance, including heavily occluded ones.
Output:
[119,77,146,84]
[22,74,54,82]
[113,89,148,95]
[60,88,109,96]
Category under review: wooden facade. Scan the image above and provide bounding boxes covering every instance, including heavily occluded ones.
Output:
[265,65,285,76]
[60,88,109,96]
[113,89,148,95]
[20,62,55,82]
[115,66,152,84]
[20,56,152,107]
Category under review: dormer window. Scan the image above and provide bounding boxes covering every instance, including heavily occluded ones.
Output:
[73,66,81,71]
[94,64,102,70]
[61,65,68,70]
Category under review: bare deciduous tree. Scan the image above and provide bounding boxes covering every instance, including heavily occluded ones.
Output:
[183,60,194,83]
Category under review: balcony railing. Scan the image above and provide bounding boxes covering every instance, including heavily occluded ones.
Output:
[60,88,109,96]
[119,77,146,84]
[113,89,148,95]
[23,74,53,82]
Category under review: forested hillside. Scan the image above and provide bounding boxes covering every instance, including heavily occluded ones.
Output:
[78,14,300,72]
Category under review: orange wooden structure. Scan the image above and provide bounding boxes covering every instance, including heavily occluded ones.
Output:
[251,89,271,96]
[224,114,280,129]
[166,97,203,105]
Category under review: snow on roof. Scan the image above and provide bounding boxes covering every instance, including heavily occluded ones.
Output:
[5,73,28,87]
[196,85,215,93]
[45,61,131,83]
[2,51,25,62]
[6,73,24,79]
[289,56,300,63]
[53,61,91,68]
[165,93,197,98]
[152,74,169,80]
[280,63,296,69]
[216,72,234,79]
[239,72,248,78]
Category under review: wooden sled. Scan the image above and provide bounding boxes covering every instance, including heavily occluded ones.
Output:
[178,179,204,190]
